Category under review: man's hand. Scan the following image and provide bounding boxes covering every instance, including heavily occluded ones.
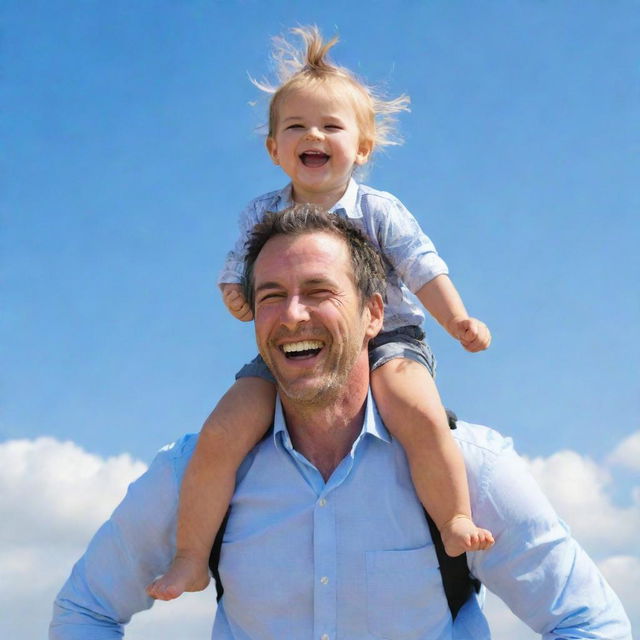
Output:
[222,283,254,322]
[447,316,491,352]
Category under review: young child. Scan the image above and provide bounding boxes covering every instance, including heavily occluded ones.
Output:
[147,26,493,601]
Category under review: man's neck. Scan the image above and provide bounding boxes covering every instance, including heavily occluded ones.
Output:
[280,377,369,482]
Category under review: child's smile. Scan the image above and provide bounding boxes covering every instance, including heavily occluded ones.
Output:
[266,86,371,207]
[299,150,330,168]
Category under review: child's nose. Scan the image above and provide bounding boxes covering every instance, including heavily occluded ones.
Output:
[304,127,324,140]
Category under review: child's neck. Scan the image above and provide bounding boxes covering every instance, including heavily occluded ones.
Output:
[290,182,350,209]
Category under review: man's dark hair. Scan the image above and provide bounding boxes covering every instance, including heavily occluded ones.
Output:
[242,204,386,309]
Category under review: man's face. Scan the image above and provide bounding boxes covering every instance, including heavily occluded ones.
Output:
[252,231,382,406]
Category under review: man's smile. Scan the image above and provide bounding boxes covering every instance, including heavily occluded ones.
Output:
[280,339,325,359]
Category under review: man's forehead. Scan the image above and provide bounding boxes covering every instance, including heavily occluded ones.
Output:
[254,231,351,281]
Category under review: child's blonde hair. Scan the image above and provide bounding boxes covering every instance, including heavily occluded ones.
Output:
[254,26,410,152]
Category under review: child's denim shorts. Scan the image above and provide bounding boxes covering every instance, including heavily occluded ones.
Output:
[235,325,436,382]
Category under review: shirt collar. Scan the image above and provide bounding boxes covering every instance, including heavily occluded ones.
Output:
[330,178,361,218]
[273,388,391,451]
[273,179,361,218]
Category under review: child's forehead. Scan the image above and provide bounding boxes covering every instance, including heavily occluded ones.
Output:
[278,79,365,115]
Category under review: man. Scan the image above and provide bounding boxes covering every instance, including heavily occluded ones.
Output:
[50,205,631,639]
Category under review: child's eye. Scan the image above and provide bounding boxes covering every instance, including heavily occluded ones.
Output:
[325,125,342,131]
[285,124,304,130]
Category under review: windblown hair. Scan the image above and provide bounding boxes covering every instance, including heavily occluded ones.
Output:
[242,204,386,309]
[253,25,410,151]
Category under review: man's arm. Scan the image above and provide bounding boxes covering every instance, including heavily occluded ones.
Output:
[459,424,632,639]
[49,437,193,639]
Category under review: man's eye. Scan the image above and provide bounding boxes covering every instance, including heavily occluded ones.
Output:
[309,289,332,297]
[258,293,284,303]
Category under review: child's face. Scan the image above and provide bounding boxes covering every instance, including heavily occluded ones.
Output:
[266,86,372,206]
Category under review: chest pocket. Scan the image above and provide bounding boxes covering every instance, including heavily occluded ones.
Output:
[366,544,450,640]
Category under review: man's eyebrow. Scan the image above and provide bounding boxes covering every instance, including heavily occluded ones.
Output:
[254,277,337,293]
[255,281,283,294]
[302,277,336,287]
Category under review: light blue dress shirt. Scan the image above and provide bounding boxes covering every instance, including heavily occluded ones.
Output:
[218,180,449,332]
[50,394,631,639]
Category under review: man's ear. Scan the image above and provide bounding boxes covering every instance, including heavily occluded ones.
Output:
[266,137,279,165]
[364,293,384,339]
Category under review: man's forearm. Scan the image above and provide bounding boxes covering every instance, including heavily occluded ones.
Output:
[466,432,632,639]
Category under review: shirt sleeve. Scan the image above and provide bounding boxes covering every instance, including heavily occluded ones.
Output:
[217,199,265,287]
[467,439,632,640]
[49,439,192,640]
[369,193,449,294]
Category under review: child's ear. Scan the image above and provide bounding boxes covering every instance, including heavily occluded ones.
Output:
[355,139,373,166]
[266,137,279,165]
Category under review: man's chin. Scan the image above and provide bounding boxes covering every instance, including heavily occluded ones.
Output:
[274,374,337,405]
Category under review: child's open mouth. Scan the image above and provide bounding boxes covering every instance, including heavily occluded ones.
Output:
[281,340,324,359]
[299,151,330,168]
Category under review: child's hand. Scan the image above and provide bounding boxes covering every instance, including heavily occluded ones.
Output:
[448,316,491,353]
[222,284,254,322]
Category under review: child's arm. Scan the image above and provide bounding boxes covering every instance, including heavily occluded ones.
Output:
[221,283,254,321]
[416,274,491,352]
[218,196,270,321]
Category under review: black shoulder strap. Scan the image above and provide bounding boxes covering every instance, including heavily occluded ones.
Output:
[208,409,481,618]
[209,510,229,602]
[439,410,481,618]
[424,508,480,619]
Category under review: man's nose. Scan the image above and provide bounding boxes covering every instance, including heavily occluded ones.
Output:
[280,295,310,330]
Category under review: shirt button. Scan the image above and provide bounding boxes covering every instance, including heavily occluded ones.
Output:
[320,576,329,585]
[318,498,327,507]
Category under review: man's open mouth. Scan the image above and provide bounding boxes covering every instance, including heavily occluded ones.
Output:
[281,340,324,359]
[299,151,330,167]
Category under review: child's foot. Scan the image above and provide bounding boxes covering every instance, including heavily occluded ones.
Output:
[440,514,494,557]
[146,554,210,601]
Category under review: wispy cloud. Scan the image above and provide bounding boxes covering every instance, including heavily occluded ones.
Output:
[1,434,637,639]
[490,433,640,636]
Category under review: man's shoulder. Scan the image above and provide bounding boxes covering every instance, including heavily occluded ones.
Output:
[151,433,198,479]
[452,421,515,472]
[453,420,513,452]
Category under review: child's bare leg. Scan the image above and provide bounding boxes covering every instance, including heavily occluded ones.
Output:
[371,358,494,557]
[146,377,276,600]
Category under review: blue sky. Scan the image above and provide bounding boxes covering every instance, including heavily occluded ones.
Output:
[5,1,637,460]
[3,2,639,637]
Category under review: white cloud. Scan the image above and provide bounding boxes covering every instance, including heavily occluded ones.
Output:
[0,437,147,548]
[525,449,640,558]
[608,430,640,471]
[2,435,638,639]
[517,444,639,638]
[0,438,149,639]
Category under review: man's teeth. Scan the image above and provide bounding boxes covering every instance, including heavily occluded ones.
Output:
[282,340,324,354]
